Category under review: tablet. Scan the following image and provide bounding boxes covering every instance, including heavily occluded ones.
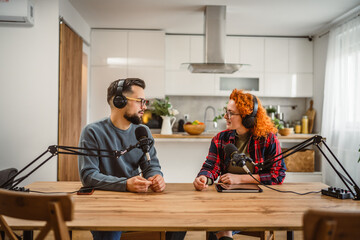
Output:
[215,183,263,193]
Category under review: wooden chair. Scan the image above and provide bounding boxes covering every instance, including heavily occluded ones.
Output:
[121,231,166,240]
[237,231,274,240]
[303,209,360,240]
[0,188,73,240]
[207,231,274,240]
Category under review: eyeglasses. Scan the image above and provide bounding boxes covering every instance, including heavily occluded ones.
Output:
[126,97,149,107]
[223,107,241,118]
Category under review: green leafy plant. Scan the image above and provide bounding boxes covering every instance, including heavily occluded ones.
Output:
[358,147,360,163]
[266,107,277,114]
[149,97,178,117]
[272,118,284,130]
[213,113,225,123]
[213,102,228,122]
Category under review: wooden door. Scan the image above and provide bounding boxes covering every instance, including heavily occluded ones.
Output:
[58,23,83,181]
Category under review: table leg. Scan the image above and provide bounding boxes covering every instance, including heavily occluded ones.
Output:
[23,230,33,240]
[287,231,294,240]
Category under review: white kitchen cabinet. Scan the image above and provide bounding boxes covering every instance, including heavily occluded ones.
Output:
[225,36,240,63]
[166,70,215,96]
[265,38,289,73]
[128,31,165,98]
[165,35,190,70]
[165,35,215,96]
[264,73,313,97]
[154,138,211,183]
[90,29,166,99]
[289,38,313,73]
[165,35,313,97]
[128,67,165,98]
[128,31,165,67]
[240,37,264,72]
[190,36,204,63]
[91,30,128,66]
[215,72,264,96]
[264,37,313,97]
[165,35,204,69]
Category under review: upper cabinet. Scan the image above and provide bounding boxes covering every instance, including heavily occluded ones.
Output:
[165,35,215,96]
[89,30,165,122]
[91,29,165,100]
[239,37,264,73]
[128,31,165,98]
[264,38,313,97]
[289,38,313,73]
[91,30,128,66]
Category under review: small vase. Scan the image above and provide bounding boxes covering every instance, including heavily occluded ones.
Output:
[160,115,176,135]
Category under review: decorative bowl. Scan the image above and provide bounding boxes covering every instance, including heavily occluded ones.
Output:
[278,128,293,136]
[183,124,206,135]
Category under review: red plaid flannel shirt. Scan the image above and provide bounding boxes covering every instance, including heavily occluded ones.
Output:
[197,129,286,185]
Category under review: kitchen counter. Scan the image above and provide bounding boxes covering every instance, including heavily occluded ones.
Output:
[153,133,318,143]
[153,132,321,183]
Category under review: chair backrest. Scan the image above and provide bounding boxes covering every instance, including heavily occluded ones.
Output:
[0,188,73,240]
[0,168,18,189]
[303,209,360,240]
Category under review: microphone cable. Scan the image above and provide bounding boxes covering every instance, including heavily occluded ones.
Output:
[246,171,321,196]
[29,179,128,195]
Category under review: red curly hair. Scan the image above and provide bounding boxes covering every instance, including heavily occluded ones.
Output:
[230,89,277,138]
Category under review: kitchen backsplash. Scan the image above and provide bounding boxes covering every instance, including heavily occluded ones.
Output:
[166,95,308,131]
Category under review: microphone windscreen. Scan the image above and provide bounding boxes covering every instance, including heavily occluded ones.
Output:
[224,143,238,157]
[135,126,148,140]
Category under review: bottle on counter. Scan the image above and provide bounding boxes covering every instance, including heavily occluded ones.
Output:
[302,116,308,134]
[295,121,301,134]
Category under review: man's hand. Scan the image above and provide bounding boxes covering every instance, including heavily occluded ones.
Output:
[126,176,152,193]
[193,175,208,191]
[148,174,166,192]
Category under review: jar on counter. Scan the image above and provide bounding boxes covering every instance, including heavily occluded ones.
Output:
[302,116,309,134]
[295,121,301,134]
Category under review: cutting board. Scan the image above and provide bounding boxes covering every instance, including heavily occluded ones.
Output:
[306,100,316,133]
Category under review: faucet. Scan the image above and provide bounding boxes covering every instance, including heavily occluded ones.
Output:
[204,106,217,131]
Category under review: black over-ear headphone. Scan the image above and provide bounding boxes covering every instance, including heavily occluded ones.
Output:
[242,95,258,129]
[113,79,127,109]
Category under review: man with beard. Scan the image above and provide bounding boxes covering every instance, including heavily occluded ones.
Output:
[78,78,166,240]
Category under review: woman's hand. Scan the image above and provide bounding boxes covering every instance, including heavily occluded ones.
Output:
[219,173,261,184]
[219,173,241,185]
[193,175,208,191]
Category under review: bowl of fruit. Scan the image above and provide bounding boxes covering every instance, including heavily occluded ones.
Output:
[183,120,206,135]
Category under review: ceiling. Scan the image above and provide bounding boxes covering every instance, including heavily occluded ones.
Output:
[69,0,360,36]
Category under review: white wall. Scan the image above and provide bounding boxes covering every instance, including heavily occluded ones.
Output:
[59,0,90,44]
[0,0,59,186]
[0,0,91,187]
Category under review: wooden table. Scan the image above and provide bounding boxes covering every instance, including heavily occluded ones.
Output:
[5,182,360,238]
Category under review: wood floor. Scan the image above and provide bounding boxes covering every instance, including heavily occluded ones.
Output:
[9,230,303,239]
[72,230,303,240]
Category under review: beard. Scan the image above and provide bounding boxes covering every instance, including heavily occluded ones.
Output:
[124,111,142,125]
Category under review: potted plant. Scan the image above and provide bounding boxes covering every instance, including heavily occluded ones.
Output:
[149,97,178,135]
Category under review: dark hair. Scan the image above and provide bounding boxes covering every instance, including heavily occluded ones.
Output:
[107,78,146,104]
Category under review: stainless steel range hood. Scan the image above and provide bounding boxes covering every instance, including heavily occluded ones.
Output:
[185,6,247,74]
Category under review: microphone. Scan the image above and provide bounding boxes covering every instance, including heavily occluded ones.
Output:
[135,126,151,161]
[224,143,251,174]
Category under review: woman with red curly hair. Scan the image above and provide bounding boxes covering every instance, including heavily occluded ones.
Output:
[193,89,286,240]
